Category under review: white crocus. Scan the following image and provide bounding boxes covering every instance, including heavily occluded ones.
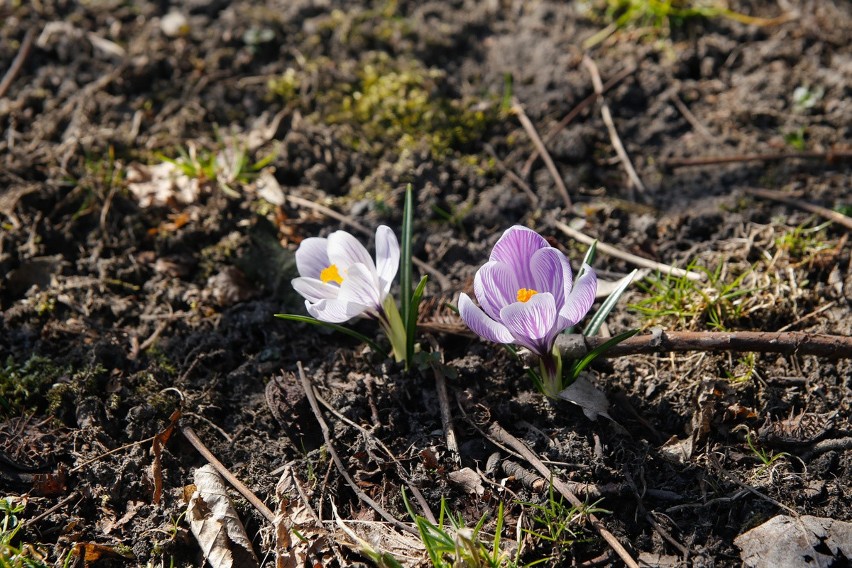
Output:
[291,226,406,361]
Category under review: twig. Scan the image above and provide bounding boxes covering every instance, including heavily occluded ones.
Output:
[581,56,646,194]
[487,422,639,568]
[800,437,852,462]
[668,91,713,140]
[521,64,638,177]
[554,219,704,280]
[554,330,852,360]
[426,335,460,464]
[285,194,451,290]
[511,97,573,210]
[662,150,852,170]
[744,187,852,231]
[180,424,276,524]
[21,491,81,528]
[0,28,35,99]
[484,143,539,207]
[69,436,156,473]
[313,390,437,525]
[297,362,418,536]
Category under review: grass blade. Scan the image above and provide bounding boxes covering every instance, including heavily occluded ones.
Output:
[273,314,388,358]
[400,183,414,331]
[583,269,637,336]
[567,328,639,382]
[406,275,428,363]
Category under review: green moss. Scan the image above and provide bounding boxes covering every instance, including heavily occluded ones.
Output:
[0,356,68,415]
[329,52,496,156]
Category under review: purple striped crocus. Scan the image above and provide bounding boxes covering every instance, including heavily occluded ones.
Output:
[291,226,407,361]
[459,225,597,396]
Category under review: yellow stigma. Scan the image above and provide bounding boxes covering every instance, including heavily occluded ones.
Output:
[320,264,344,285]
[516,288,538,303]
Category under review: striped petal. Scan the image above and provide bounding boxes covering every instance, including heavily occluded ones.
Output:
[474,261,518,321]
[292,276,339,303]
[459,293,514,344]
[499,292,558,356]
[328,230,375,272]
[530,247,569,309]
[560,265,597,327]
[489,226,549,288]
[295,237,330,279]
[374,225,399,296]
[336,263,382,311]
[307,298,369,323]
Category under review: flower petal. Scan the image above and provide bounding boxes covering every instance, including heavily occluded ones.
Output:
[295,237,330,279]
[292,277,339,303]
[489,226,549,288]
[374,225,399,296]
[336,263,382,311]
[307,298,369,323]
[560,265,597,327]
[328,230,375,272]
[499,293,558,356]
[530,247,569,309]
[474,261,518,321]
[459,293,514,344]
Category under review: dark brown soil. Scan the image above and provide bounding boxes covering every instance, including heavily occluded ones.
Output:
[1,1,850,566]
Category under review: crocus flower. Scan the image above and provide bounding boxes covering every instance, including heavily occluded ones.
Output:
[459,225,597,396]
[291,226,407,361]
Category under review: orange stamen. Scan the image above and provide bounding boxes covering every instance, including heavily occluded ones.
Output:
[320,264,344,285]
[516,288,538,302]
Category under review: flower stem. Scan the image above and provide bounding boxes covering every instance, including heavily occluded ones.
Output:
[380,295,408,366]
[539,346,564,398]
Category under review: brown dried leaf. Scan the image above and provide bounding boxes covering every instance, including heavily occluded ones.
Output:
[274,464,326,568]
[187,464,259,568]
[735,515,852,567]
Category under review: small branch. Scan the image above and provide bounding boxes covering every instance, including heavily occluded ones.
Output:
[744,187,852,231]
[0,28,35,99]
[581,56,646,194]
[668,90,713,140]
[484,143,539,207]
[488,422,639,568]
[662,150,852,170]
[521,65,637,177]
[554,330,852,360]
[511,97,573,210]
[180,425,276,524]
[554,219,704,281]
[286,194,452,290]
[297,362,418,536]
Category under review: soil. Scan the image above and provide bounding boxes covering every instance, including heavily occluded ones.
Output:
[1,1,851,567]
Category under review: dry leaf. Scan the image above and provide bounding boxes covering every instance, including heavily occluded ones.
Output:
[187,464,259,568]
[150,409,181,505]
[448,467,486,496]
[557,374,613,422]
[126,162,201,207]
[274,464,327,568]
[735,514,852,567]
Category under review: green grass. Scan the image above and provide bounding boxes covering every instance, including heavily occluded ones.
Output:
[631,260,762,330]
[0,498,49,568]
[518,486,608,566]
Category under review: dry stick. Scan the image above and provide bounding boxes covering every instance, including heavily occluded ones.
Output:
[511,97,573,210]
[432,363,460,463]
[745,187,852,231]
[0,28,35,99]
[180,424,276,524]
[313,390,437,525]
[285,194,451,291]
[554,330,852,360]
[296,362,419,536]
[554,219,705,281]
[662,150,852,170]
[581,56,646,195]
[668,91,713,140]
[521,64,638,177]
[484,143,539,207]
[487,422,640,568]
